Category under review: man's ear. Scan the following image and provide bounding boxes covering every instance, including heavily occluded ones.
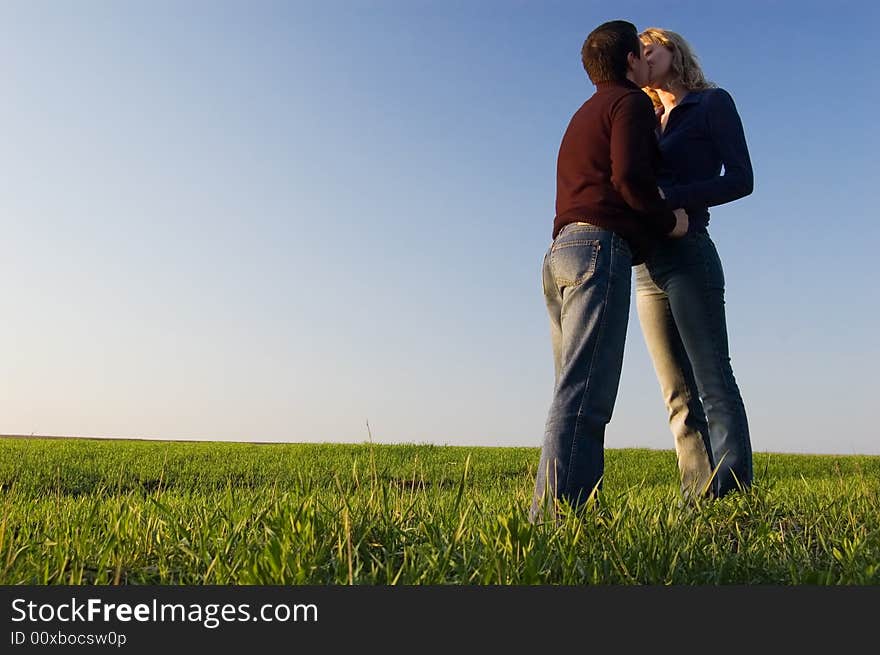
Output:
[625,51,636,72]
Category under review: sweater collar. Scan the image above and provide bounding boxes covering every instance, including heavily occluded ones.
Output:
[595,79,641,92]
[675,90,705,107]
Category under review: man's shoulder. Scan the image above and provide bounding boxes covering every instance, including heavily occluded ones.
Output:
[568,85,654,130]
[615,86,653,105]
[608,87,654,118]
[582,85,651,109]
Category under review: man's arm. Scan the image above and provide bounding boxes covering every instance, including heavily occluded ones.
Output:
[609,92,679,236]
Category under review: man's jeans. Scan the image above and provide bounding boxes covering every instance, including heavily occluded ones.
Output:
[530,223,632,523]
[634,231,753,498]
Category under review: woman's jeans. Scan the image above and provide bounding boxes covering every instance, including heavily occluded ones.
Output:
[634,231,753,498]
[530,223,632,522]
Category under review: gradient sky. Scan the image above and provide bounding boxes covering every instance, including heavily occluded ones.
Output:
[2,1,878,455]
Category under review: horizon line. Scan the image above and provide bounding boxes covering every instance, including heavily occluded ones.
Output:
[0,434,876,458]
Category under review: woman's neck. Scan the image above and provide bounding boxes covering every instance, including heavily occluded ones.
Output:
[655,82,690,116]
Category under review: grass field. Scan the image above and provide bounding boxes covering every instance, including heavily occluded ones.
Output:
[1,437,878,584]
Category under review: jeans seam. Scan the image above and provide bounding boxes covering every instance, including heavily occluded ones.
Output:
[663,296,714,477]
[696,238,751,487]
[563,237,613,499]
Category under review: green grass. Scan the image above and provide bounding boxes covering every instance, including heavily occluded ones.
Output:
[1,437,878,584]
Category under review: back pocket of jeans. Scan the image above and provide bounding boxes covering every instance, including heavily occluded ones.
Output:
[550,240,600,287]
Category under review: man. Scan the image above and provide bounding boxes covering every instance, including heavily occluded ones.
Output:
[530,20,688,523]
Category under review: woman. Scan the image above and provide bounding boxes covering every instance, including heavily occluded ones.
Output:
[636,27,754,499]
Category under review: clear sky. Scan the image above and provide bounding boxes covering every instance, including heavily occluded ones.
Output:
[2,1,878,455]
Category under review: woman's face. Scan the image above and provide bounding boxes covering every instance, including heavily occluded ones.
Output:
[643,41,673,87]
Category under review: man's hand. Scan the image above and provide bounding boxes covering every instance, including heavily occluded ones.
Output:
[669,208,689,238]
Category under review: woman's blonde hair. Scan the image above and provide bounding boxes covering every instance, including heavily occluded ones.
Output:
[644,87,664,113]
[639,27,715,91]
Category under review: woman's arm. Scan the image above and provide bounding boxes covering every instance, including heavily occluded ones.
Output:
[663,88,754,209]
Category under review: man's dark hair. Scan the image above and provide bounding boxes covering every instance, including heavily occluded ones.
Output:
[581,20,640,84]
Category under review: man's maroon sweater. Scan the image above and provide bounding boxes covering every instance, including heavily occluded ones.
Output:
[554,79,676,264]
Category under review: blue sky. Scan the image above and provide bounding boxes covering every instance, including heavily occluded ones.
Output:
[1,1,877,455]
